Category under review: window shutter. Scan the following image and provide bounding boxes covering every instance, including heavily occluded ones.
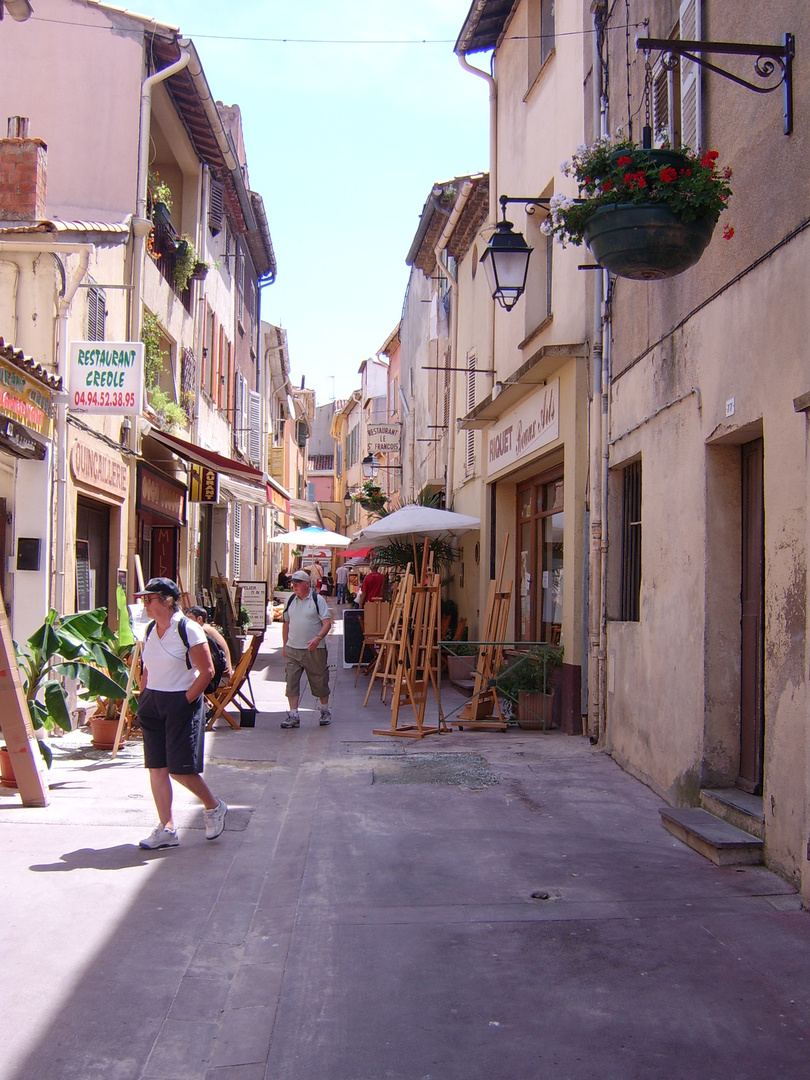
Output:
[652,60,672,147]
[87,285,106,341]
[209,179,224,236]
[679,0,702,151]
[248,389,262,466]
[232,503,241,580]
[465,353,476,474]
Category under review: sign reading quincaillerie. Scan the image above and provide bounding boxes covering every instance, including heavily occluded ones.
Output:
[487,378,560,475]
[69,342,144,414]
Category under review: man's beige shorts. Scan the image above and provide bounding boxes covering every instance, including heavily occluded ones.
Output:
[285,645,330,699]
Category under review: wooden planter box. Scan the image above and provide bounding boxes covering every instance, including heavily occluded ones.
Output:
[516,690,556,730]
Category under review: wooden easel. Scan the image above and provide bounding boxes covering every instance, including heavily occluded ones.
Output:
[111,638,141,758]
[455,539,513,731]
[211,573,242,663]
[374,542,446,739]
[0,583,49,806]
[362,569,410,706]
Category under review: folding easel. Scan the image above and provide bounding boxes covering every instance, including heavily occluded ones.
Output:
[374,542,446,739]
[455,539,513,731]
[362,567,410,706]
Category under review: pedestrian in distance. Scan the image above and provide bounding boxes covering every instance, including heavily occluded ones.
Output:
[357,567,385,607]
[334,562,349,605]
[135,577,228,849]
[280,569,333,728]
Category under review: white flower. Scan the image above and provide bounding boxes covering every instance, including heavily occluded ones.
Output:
[560,159,572,175]
[539,218,553,235]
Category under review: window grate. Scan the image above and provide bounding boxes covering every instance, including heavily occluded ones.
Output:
[620,460,642,621]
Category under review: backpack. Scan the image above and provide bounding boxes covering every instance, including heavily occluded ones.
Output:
[284,588,328,619]
[145,617,228,694]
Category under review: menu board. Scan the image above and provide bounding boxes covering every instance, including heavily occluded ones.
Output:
[237,580,267,633]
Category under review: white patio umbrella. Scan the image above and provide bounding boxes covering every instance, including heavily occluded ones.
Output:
[343,506,480,551]
[269,525,352,547]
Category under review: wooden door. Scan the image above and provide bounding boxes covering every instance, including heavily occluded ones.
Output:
[739,439,764,793]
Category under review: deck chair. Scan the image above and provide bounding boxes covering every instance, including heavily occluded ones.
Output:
[205,634,262,730]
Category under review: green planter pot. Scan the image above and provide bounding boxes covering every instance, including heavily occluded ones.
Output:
[582,203,716,280]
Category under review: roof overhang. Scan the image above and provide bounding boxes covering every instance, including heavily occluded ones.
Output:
[455,0,518,55]
[458,343,588,429]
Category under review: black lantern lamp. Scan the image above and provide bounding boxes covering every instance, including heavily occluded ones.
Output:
[479,215,534,312]
[361,453,380,480]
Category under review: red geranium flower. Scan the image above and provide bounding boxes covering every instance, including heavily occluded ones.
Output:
[617,155,632,167]
[660,167,678,184]
[723,224,735,240]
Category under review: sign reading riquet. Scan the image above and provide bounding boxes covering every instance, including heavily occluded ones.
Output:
[487,379,560,474]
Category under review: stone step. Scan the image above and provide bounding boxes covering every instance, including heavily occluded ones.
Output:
[659,807,764,866]
[700,788,765,840]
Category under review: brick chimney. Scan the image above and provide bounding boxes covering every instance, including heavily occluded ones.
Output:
[0,117,47,221]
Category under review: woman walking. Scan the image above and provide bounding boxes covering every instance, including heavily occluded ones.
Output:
[135,577,228,849]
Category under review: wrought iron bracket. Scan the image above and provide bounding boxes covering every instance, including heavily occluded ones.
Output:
[637,34,795,135]
[499,194,552,219]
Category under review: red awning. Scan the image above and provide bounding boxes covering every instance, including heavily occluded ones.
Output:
[146,428,264,482]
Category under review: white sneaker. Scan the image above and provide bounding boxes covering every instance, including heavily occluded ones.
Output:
[318,708,332,727]
[204,799,228,840]
[139,826,179,850]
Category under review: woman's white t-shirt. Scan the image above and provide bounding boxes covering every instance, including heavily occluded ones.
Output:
[142,611,207,692]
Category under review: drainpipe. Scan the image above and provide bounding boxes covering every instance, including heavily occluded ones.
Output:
[589,5,610,745]
[434,180,474,508]
[458,51,497,223]
[0,240,92,613]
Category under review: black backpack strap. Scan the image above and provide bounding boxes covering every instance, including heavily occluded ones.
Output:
[176,616,193,670]
[145,620,155,641]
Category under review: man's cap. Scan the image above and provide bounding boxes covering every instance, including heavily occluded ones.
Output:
[290,570,311,583]
[134,577,180,599]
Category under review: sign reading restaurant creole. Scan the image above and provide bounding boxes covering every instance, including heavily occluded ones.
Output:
[487,378,560,475]
[69,342,144,415]
[0,355,55,440]
[367,423,401,453]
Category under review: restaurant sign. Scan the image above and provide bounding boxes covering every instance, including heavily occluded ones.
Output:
[367,423,401,453]
[69,341,144,415]
[487,378,559,475]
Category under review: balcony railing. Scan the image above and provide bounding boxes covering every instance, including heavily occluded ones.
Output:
[149,222,192,314]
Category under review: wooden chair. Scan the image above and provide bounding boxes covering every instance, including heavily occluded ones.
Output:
[205,634,262,730]
[353,599,391,685]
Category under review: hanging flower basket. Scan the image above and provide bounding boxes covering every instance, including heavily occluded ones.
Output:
[582,203,716,279]
[191,260,209,281]
[543,139,733,280]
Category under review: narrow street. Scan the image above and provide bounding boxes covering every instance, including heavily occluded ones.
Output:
[2,608,809,1080]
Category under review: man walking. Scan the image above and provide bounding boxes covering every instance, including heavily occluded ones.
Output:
[280,569,333,728]
[334,562,349,605]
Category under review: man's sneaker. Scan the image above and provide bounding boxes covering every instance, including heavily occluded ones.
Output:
[280,713,300,728]
[318,708,332,727]
[139,826,179,850]
[204,799,228,840]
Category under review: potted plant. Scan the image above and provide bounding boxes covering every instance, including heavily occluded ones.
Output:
[497,645,563,729]
[191,260,210,281]
[542,137,733,279]
[173,234,199,292]
[13,608,133,763]
[445,639,479,687]
[352,479,387,515]
[147,171,173,225]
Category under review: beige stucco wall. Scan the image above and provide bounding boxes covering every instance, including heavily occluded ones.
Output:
[0,0,144,221]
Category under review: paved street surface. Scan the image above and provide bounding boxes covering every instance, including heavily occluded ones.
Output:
[2,603,809,1080]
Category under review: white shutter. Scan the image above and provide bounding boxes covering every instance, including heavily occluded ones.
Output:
[248,389,262,466]
[233,374,244,452]
[232,503,241,580]
[679,0,702,151]
[240,375,250,454]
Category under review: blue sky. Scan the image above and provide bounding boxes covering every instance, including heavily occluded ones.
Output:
[154,1,490,404]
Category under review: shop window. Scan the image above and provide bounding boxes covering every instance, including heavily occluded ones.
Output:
[76,496,110,611]
[516,468,563,643]
[620,460,642,621]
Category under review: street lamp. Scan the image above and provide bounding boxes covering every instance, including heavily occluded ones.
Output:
[361,453,402,480]
[479,216,534,312]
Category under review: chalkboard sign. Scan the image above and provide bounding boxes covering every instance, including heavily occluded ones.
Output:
[342,608,377,668]
[76,539,91,611]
